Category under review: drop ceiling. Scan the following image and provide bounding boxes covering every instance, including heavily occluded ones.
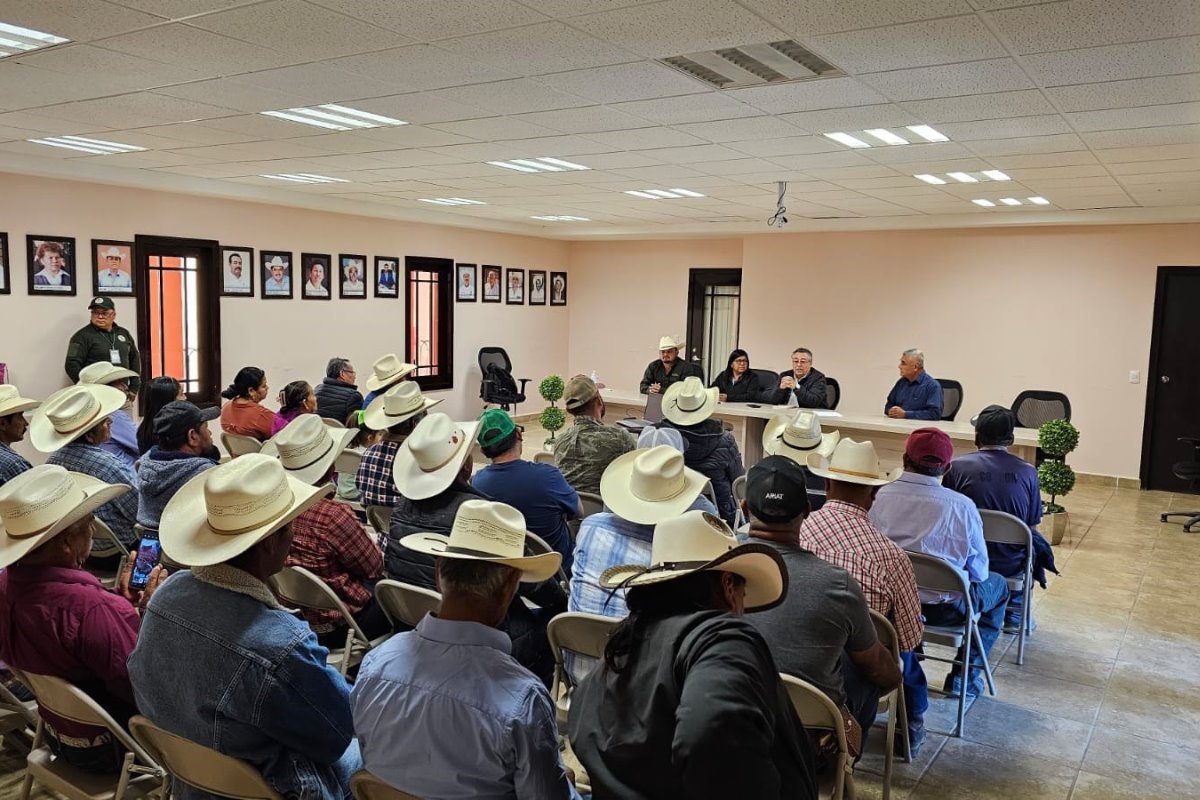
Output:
[0,0,1197,238]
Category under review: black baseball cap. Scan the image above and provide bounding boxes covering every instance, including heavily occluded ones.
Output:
[973,404,1016,444]
[88,296,115,310]
[154,401,220,441]
[746,455,811,524]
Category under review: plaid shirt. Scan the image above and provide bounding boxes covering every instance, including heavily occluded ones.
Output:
[47,442,139,556]
[355,440,402,509]
[798,500,923,651]
[0,443,32,488]
[287,498,383,632]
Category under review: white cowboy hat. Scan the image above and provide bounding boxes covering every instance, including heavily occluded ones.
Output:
[806,438,903,487]
[102,246,124,260]
[392,413,480,501]
[0,465,130,569]
[662,376,718,426]
[600,510,786,611]
[762,411,841,467]
[0,385,39,418]
[600,445,707,525]
[400,499,560,583]
[29,384,126,453]
[266,256,286,269]
[365,353,417,392]
[77,362,138,387]
[259,414,358,486]
[363,381,442,432]
[656,335,684,351]
[159,453,332,568]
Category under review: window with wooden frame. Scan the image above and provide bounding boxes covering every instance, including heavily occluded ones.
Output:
[405,256,454,391]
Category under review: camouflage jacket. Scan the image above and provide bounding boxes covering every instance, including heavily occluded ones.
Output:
[552,416,636,495]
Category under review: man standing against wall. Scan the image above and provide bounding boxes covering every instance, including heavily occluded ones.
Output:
[64,297,141,396]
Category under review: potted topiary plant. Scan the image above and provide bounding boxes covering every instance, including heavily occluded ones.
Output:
[538,375,566,448]
[1037,419,1080,545]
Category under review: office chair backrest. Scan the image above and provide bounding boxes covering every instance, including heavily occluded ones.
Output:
[477,347,512,375]
[937,378,963,421]
[1011,390,1071,428]
[825,377,841,410]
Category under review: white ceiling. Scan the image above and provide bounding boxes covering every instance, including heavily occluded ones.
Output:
[0,0,1197,238]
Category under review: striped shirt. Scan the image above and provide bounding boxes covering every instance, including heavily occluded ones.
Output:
[47,442,139,555]
[0,443,32,488]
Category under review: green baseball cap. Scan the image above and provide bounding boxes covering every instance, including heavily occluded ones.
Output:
[88,296,115,311]
[477,407,517,448]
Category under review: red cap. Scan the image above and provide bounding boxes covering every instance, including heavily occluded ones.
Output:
[906,428,954,467]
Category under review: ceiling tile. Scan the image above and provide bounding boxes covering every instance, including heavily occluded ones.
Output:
[14,44,205,91]
[692,157,780,176]
[725,136,842,157]
[0,0,162,42]
[118,121,261,145]
[740,0,973,37]
[857,142,977,163]
[1023,36,1200,86]
[233,63,395,106]
[1098,144,1200,163]
[310,0,547,39]
[326,45,511,93]
[585,127,710,150]
[610,92,761,125]
[34,92,237,127]
[965,133,1088,156]
[995,150,1100,168]
[636,143,749,163]
[778,104,918,134]
[608,163,707,181]
[435,21,635,76]
[96,23,303,75]
[768,151,877,170]
[346,93,490,125]
[197,113,336,139]
[0,65,120,113]
[109,1,253,18]
[152,77,313,112]
[514,106,653,134]
[728,78,887,115]
[186,1,410,59]
[900,90,1057,122]
[810,15,1007,74]
[429,116,558,141]
[935,114,1074,140]
[568,0,787,59]
[1066,102,1200,132]
[515,0,659,17]
[352,125,477,148]
[542,61,710,105]
[674,116,805,143]
[1082,124,1200,149]
[1006,164,1111,180]
[430,79,592,115]
[989,0,1200,55]
[563,151,663,169]
[1048,75,1200,113]
[861,58,1034,101]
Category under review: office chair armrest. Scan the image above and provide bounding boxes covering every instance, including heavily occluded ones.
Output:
[480,376,495,400]
[1179,437,1200,445]
[517,378,531,392]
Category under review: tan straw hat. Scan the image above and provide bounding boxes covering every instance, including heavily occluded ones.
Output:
[657,335,684,351]
[391,413,480,500]
[266,256,286,269]
[0,385,39,418]
[762,410,841,467]
[259,414,358,486]
[600,445,707,525]
[662,376,718,426]
[159,453,331,567]
[400,499,560,583]
[77,362,138,386]
[363,381,442,432]
[30,384,126,453]
[365,353,417,392]
[600,510,787,611]
[806,438,903,487]
[0,465,130,568]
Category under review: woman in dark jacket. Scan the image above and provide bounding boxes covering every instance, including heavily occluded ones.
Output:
[661,377,745,526]
[711,349,770,404]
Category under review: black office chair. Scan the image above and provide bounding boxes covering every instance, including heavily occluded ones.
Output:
[478,347,529,412]
[1011,390,1072,428]
[1161,437,1200,533]
[752,368,778,401]
[824,377,840,410]
[937,378,963,421]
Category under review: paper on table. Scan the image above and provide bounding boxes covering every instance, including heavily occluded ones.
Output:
[814,410,842,417]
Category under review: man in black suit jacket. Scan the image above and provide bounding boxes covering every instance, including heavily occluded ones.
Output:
[772,348,828,408]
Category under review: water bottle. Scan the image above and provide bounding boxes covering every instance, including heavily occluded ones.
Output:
[786,388,799,408]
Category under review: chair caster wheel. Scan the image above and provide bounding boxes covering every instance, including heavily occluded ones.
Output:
[1161,514,1169,522]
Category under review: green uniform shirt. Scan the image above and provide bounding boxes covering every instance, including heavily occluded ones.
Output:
[552,416,636,495]
[639,359,704,394]
[65,322,142,392]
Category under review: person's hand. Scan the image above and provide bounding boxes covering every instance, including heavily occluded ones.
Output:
[718,393,728,403]
[649,382,662,394]
[136,566,168,613]
[780,377,795,389]
[886,406,907,419]
[117,551,168,610]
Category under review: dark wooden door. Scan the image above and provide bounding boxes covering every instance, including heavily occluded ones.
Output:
[685,268,742,384]
[1141,267,1200,491]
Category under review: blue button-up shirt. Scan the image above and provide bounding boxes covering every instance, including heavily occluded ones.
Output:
[351,614,581,800]
[99,408,139,469]
[869,472,988,604]
[884,371,943,420]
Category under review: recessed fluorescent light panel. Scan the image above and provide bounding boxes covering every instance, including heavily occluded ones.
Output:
[624,188,707,199]
[0,22,68,58]
[982,170,1011,181]
[972,199,996,207]
[999,197,1022,206]
[823,132,871,148]
[488,157,589,173]
[914,170,1011,184]
[531,215,591,222]
[906,125,949,142]
[260,173,350,184]
[824,125,949,149]
[27,136,145,155]
[1028,196,1050,205]
[973,196,1051,208]
[262,104,406,131]
[913,174,947,185]
[947,172,978,183]
[418,198,486,206]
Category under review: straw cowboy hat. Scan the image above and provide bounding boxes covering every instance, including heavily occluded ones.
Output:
[662,376,718,426]
[600,510,787,611]
[807,438,903,487]
[0,465,130,569]
[102,246,125,260]
[600,445,708,525]
[365,353,417,392]
[77,362,138,386]
[159,453,332,568]
[762,410,841,466]
[392,413,480,501]
[656,335,684,351]
[260,414,358,486]
[266,255,286,269]
[30,384,126,453]
[400,499,560,583]
[0,385,39,418]
[363,381,442,432]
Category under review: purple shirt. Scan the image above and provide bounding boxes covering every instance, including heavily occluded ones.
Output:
[942,447,1042,576]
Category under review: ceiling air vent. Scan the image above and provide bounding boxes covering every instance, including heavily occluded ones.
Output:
[659,40,843,89]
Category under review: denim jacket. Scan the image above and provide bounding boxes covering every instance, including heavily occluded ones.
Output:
[128,566,358,800]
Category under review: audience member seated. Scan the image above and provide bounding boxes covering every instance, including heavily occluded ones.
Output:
[884,348,943,421]
[568,510,817,799]
[872,428,1009,701]
[136,376,185,455]
[315,357,363,423]
[943,405,1057,631]
[355,381,440,509]
[800,438,926,753]
[360,353,415,410]
[136,401,219,531]
[0,465,163,773]
[336,412,380,505]
[772,347,829,408]
[711,349,771,403]
[77,363,140,468]
[473,408,581,572]
[553,374,635,494]
[32,385,140,559]
[262,415,388,647]
[661,376,745,526]
[273,379,315,435]
[745,456,901,755]
[219,366,275,441]
[353,500,580,799]
[639,335,703,395]
[762,410,840,511]
[0,385,38,487]
[129,455,361,800]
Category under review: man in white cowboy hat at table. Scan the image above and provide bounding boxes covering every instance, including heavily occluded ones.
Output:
[0,385,39,487]
[352,500,581,800]
[661,376,744,526]
[129,454,361,800]
[360,352,417,410]
[639,334,703,395]
[762,409,840,511]
[78,361,140,467]
[355,381,441,510]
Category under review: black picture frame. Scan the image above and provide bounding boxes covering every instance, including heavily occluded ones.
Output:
[26,234,77,296]
[456,263,477,302]
[338,254,367,300]
[550,271,567,306]
[219,246,255,297]
[91,239,135,297]
[300,253,332,300]
[505,267,525,305]
[529,269,547,306]
[0,232,10,296]
[374,256,398,298]
[481,264,502,304]
[260,250,293,299]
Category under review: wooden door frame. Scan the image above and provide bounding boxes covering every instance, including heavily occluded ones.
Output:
[1139,265,1195,488]
[685,268,743,377]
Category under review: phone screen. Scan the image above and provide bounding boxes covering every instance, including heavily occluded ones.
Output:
[129,532,162,591]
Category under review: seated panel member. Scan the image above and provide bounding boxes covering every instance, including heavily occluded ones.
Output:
[884,349,943,421]
[711,349,772,403]
[773,348,829,408]
[639,335,703,395]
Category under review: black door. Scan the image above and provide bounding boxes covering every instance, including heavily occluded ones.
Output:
[685,268,742,385]
[1141,266,1200,491]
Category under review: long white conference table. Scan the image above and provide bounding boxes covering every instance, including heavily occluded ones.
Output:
[599,389,1039,469]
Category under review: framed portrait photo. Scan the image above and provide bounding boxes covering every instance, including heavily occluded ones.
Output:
[529,270,547,306]
[505,268,525,305]
[0,232,10,296]
[338,254,367,300]
[91,240,135,297]
[27,234,77,296]
[550,271,568,306]
[456,263,477,302]
[260,250,293,300]
[481,265,502,304]
[219,246,255,297]
[374,256,398,298]
[301,253,332,300]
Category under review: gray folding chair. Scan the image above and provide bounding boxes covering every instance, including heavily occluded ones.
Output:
[130,715,281,800]
[979,509,1034,665]
[525,530,570,590]
[373,580,441,629]
[532,450,555,465]
[732,474,747,527]
[89,517,128,588]
[547,612,619,733]
[578,491,604,517]
[351,769,423,800]
[869,610,908,800]
[781,674,856,800]
[220,431,263,458]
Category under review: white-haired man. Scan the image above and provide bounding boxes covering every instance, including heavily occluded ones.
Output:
[884,349,943,421]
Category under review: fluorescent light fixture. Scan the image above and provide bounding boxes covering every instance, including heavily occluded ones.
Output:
[645,189,682,198]
[670,188,706,197]
[419,198,486,206]
[1028,196,1050,205]
[906,125,949,142]
[531,215,590,222]
[260,173,350,184]
[536,157,589,171]
[488,160,539,173]
[999,197,1022,206]
[914,174,947,185]
[511,158,563,172]
[261,104,406,131]
[947,172,978,183]
[982,170,1010,181]
[972,199,996,207]
[824,132,871,148]
[28,135,145,155]
[865,128,909,146]
[625,190,663,199]
[317,104,405,126]
[0,22,68,58]
[488,157,590,173]
[262,110,350,131]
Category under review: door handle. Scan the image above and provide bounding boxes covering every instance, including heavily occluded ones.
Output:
[1161,375,1170,384]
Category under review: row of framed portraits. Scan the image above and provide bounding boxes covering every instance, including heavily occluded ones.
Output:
[458,264,567,306]
[0,233,134,297]
[220,247,388,300]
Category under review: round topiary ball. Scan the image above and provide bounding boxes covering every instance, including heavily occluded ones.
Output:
[1037,459,1076,499]
[539,375,564,403]
[1038,419,1080,458]
[540,405,566,434]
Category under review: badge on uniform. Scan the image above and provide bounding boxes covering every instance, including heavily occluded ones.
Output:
[110,349,121,364]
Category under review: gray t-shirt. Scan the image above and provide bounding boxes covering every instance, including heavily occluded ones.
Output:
[748,538,877,706]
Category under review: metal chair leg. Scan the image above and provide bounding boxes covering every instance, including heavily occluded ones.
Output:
[972,625,997,697]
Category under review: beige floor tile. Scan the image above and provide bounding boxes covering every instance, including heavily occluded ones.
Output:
[909,738,1076,800]
[1081,728,1200,793]
[994,643,1114,688]
[958,698,1093,767]
[1070,769,1194,800]
[988,666,1105,725]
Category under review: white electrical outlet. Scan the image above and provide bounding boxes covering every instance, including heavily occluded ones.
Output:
[1129,370,1141,384]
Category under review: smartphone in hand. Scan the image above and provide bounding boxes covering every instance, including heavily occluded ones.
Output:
[129,529,162,591]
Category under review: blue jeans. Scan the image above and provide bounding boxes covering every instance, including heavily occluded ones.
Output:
[899,651,928,731]
[922,572,1010,684]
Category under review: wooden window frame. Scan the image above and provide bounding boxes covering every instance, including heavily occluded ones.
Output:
[404,256,454,392]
